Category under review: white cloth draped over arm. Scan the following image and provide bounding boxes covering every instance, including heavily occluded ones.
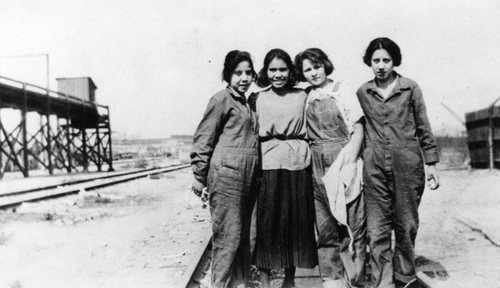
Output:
[321,141,364,251]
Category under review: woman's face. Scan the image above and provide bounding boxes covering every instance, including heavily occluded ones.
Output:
[371,49,394,82]
[302,59,327,87]
[229,61,253,95]
[267,57,289,89]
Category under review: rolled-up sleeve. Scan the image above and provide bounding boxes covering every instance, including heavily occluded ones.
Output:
[190,97,223,185]
[412,84,439,164]
[340,83,364,134]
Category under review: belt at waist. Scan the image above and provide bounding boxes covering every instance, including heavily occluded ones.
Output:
[260,135,306,142]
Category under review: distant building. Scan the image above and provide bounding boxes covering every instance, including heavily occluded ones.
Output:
[56,77,97,103]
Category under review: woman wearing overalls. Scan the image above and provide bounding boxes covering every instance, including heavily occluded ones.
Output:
[191,50,260,288]
[295,48,367,288]
[356,38,440,288]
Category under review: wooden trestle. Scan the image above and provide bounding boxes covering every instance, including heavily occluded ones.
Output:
[0,76,113,179]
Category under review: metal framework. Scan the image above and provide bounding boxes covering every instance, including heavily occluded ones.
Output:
[0,75,113,179]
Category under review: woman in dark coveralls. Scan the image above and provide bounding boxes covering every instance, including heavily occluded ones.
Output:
[191,50,259,288]
[356,38,440,288]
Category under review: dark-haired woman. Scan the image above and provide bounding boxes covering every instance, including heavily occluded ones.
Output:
[295,48,366,288]
[250,48,318,288]
[357,37,440,288]
[191,50,259,288]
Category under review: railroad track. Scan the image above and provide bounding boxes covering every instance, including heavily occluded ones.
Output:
[0,163,189,209]
[185,239,436,288]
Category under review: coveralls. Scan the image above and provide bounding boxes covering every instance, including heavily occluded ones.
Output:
[191,87,259,288]
[356,74,439,288]
[306,81,367,287]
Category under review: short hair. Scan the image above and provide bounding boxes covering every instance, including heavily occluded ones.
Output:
[256,48,297,89]
[362,37,402,67]
[294,48,334,82]
[222,50,256,83]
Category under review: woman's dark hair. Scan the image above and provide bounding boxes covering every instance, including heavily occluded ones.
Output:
[256,48,297,89]
[362,37,402,67]
[222,50,256,83]
[294,48,334,82]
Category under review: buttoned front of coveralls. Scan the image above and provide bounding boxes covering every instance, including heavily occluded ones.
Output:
[191,88,259,288]
[307,92,367,287]
[356,75,439,288]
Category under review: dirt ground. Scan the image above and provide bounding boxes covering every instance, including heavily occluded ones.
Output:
[0,167,499,288]
[0,168,211,288]
[415,168,500,288]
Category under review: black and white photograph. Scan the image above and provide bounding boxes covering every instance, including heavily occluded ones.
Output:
[0,0,499,287]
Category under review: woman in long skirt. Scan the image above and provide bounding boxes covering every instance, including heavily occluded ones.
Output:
[250,48,318,288]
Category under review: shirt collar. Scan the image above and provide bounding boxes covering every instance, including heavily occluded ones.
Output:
[257,85,272,93]
[226,86,246,100]
[365,72,411,94]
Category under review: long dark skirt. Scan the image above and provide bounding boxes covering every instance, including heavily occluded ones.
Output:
[253,168,318,270]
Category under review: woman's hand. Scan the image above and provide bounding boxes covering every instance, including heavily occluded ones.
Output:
[191,178,209,208]
[191,179,206,196]
[426,164,440,190]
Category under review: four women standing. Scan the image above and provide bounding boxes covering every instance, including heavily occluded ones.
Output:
[191,38,440,288]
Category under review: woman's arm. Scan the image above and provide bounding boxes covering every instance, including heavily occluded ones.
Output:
[412,84,440,189]
[412,84,439,164]
[347,121,364,163]
[190,96,224,187]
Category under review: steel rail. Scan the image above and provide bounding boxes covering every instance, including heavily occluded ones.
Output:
[0,164,189,209]
[0,163,188,198]
[184,235,213,288]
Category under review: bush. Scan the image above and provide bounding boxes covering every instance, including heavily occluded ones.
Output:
[134,158,149,169]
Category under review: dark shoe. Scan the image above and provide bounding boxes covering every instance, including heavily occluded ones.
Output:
[281,279,296,288]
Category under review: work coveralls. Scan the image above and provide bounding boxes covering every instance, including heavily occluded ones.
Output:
[356,75,439,288]
[191,87,259,288]
[306,81,367,287]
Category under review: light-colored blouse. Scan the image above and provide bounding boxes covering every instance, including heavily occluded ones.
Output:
[253,86,311,171]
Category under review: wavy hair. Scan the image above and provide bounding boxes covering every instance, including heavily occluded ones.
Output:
[294,48,334,82]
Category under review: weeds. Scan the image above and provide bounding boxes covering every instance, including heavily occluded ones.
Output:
[134,158,149,169]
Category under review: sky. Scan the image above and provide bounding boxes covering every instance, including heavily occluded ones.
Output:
[0,0,499,139]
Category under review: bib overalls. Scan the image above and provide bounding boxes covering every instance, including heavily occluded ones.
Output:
[306,83,367,287]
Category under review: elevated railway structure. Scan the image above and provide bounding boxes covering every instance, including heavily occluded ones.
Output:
[0,75,112,179]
